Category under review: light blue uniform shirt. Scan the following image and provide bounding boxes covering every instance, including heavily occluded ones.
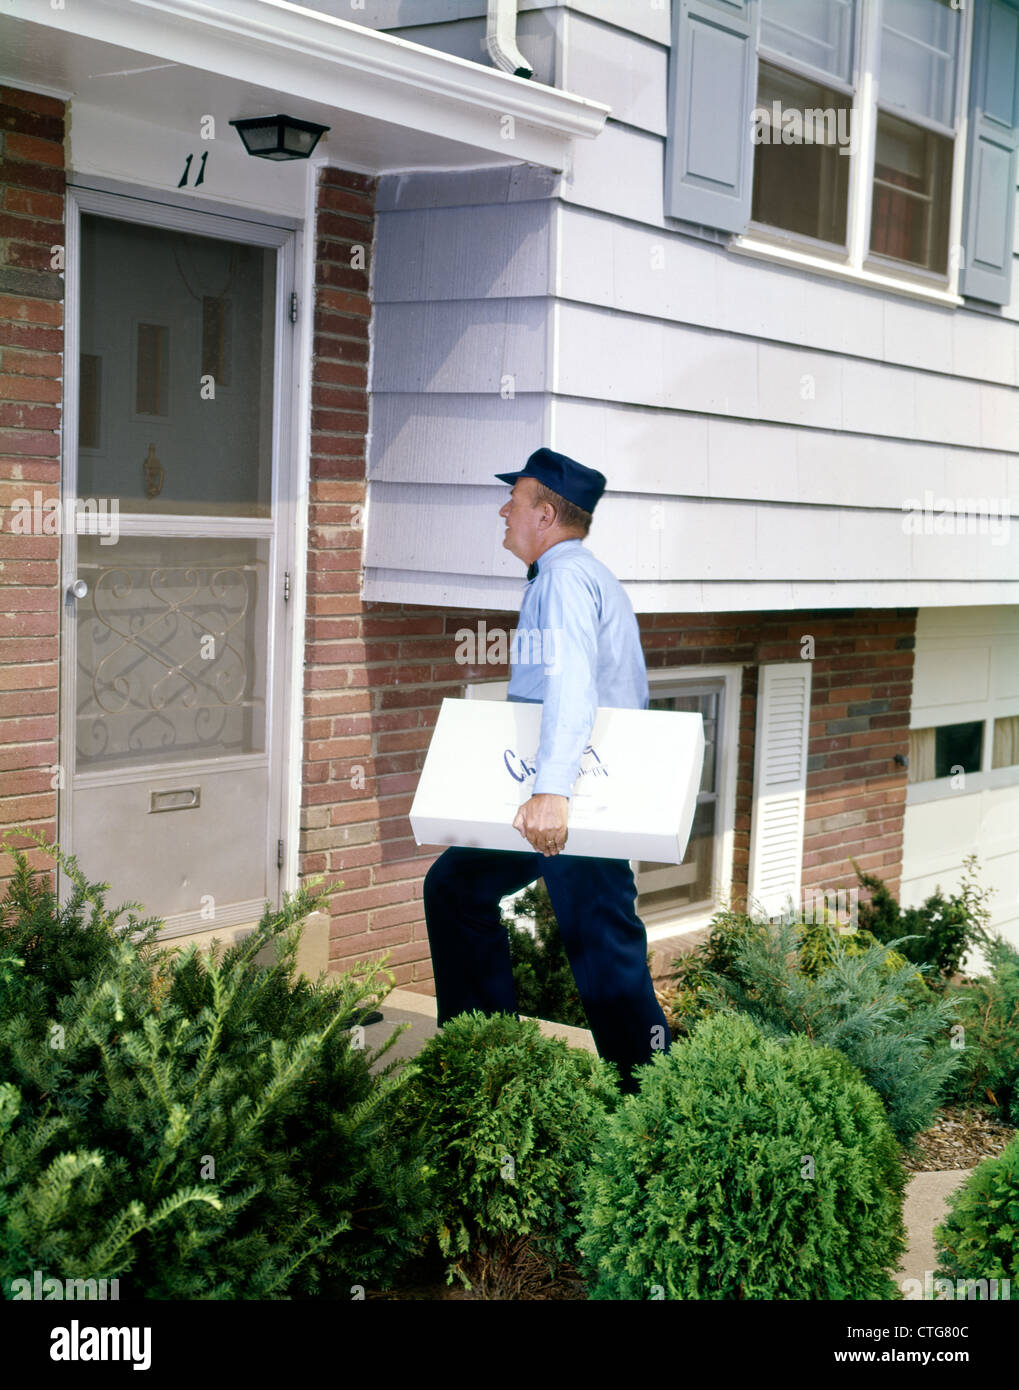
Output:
[506,538,649,797]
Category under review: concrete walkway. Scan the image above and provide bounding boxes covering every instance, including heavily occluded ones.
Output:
[361,989,972,1299]
[897,1169,972,1296]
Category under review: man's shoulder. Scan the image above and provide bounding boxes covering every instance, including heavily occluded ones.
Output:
[544,542,619,588]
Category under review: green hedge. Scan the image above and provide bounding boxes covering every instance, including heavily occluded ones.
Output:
[578,1011,908,1300]
[0,840,434,1299]
[934,1135,1019,1300]
[674,914,960,1142]
[395,1011,619,1294]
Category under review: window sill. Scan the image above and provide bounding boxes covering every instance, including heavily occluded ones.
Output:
[906,764,1019,804]
[640,901,720,947]
[729,233,964,308]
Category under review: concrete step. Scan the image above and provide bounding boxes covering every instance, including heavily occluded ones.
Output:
[360,987,596,1074]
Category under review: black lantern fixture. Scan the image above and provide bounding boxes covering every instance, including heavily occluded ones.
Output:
[229,114,329,160]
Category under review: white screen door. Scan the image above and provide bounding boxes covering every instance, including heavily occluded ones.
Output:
[62,193,295,934]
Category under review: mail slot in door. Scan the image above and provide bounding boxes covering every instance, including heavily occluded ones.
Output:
[149,787,201,813]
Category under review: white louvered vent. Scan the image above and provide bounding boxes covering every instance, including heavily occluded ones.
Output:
[747,662,812,920]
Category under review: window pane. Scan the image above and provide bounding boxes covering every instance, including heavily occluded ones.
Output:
[869,111,952,273]
[79,214,274,516]
[880,0,961,128]
[934,721,983,779]
[761,0,856,83]
[992,715,1019,769]
[752,62,852,245]
[637,685,722,917]
[907,727,936,782]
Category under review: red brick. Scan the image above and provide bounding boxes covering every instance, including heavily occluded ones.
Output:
[318,184,375,216]
[310,386,367,413]
[0,88,65,120]
[0,400,60,427]
[0,662,57,690]
[0,791,55,820]
[2,186,63,220]
[0,160,64,195]
[5,132,64,167]
[0,349,62,377]
[6,241,57,272]
[0,689,57,718]
[0,373,61,402]
[0,739,57,771]
[369,899,423,931]
[0,292,62,324]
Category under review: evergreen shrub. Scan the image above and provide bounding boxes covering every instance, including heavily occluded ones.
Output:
[670,905,923,1042]
[853,854,997,985]
[672,911,956,1139]
[940,935,1019,1120]
[934,1135,1019,1299]
[578,1012,909,1300]
[398,1010,619,1295]
[505,881,589,1029]
[0,839,434,1299]
[682,917,961,1142]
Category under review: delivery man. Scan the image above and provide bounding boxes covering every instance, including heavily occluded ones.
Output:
[422,448,672,1093]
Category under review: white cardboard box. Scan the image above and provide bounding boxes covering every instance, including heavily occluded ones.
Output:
[410,698,705,862]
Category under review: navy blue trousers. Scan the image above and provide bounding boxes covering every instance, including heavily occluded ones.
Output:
[422,845,671,1093]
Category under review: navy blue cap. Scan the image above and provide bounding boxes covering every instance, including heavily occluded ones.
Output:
[495,448,606,515]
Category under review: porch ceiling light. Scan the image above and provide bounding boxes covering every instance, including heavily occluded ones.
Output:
[229,114,329,160]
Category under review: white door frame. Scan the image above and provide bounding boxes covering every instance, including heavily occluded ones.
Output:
[59,179,301,935]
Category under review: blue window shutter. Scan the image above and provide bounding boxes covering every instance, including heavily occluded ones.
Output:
[960,0,1019,304]
[665,0,760,232]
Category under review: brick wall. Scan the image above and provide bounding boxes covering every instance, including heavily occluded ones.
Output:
[303,166,916,995]
[638,608,916,896]
[0,87,66,876]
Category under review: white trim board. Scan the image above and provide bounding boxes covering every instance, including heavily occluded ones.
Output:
[2,0,608,176]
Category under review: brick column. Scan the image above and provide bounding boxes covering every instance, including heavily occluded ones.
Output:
[0,87,66,878]
[304,166,517,989]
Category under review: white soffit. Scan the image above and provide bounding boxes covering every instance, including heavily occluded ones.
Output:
[0,0,610,173]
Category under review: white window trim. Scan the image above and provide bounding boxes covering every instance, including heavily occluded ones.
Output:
[463,665,742,943]
[908,697,1019,801]
[733,0,975,306]
[907,763,1019,804]
[638,664,743,946]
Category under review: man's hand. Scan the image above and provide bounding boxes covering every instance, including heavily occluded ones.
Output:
[513,794,569,856]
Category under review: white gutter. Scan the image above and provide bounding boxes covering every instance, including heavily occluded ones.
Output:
[8,0,608,141]
[486,0,533,80]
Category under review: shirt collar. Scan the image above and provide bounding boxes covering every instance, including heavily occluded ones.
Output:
[527,538,583,582]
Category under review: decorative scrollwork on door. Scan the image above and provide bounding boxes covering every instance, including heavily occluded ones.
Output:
[76,557,264,766]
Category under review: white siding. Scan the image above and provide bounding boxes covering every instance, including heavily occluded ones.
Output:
[364,1,1019,611]
[901,607,1019,952]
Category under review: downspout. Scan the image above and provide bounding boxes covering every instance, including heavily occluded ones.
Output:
[486,0,533,79]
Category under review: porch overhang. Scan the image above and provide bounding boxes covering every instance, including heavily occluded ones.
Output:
[0,0,610,174]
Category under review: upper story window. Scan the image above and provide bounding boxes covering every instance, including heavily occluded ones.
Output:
[753,0,856,246]
[665,0,1019,306]
[751,0,964,278]
[870,0,963,274]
